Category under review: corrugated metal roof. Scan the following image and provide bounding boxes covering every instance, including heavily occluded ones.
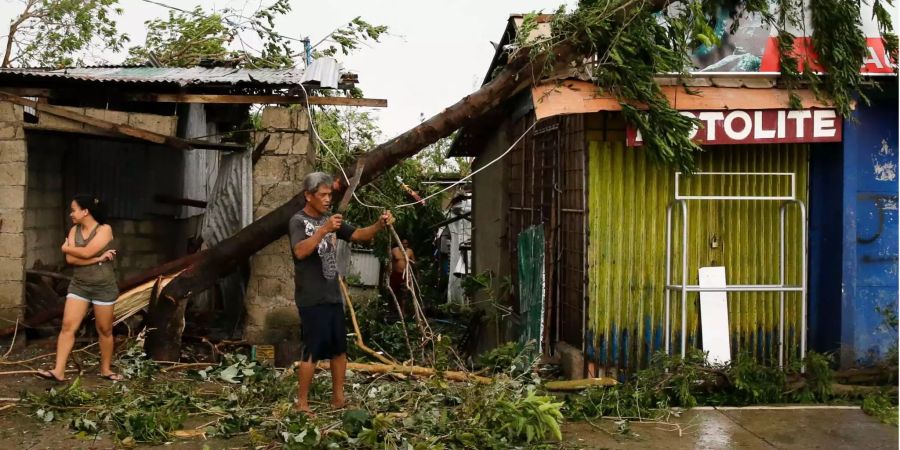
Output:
[0,57,348,88]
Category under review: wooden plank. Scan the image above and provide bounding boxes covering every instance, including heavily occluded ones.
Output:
[153,194,208,208]
[699,266,731,365]
[123,93,388,107]
[0,91,244,151]
[531,80,831,120]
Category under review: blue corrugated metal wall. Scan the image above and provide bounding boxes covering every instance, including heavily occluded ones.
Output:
[840,94,899,367]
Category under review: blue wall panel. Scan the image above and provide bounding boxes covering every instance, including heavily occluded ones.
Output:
[841,95,899,367]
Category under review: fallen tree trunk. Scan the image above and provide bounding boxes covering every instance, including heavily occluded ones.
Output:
[545,377,618,391]
[317,361,492,384]
[143,42,583,360]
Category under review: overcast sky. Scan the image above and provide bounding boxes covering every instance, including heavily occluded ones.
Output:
[1,0,576,138]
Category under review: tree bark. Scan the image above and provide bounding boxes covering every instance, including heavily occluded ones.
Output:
[145,41,583,360]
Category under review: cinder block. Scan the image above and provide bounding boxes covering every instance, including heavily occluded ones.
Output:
[270,133,293,156]
[556,341,585,380]
[0,280,24,309]
[254,182,299,209]
[251,254,292,278]
[0,234,24,258]
[0,185,25,209]
[257,236,291,256]
[261,107,293,129]
[0,139,25,163]
[0,162,26,186]
[127,113,177,136]
[0,102,22,122]
[137,221,156,235]
[0,209,24,233]
[127,237,156,253]
[0,124,24,140]
[257,277,291,299]
[38,107,86,132]
[295,108,309,132]
[291,133,311,156]
[121,220,137,234]
[0,257,24,281]
[253,157,290,185]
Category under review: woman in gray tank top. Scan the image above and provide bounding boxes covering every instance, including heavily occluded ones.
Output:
[37,195,121,382]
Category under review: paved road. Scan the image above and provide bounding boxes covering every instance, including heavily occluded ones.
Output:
[563,406,898,449]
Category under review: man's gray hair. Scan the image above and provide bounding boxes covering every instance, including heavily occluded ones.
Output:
[302,172,334,194]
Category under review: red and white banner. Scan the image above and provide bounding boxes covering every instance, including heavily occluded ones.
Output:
[626,109,843,147]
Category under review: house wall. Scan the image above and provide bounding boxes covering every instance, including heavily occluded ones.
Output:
[24,139,65,269]
[584,112,810,376]
[840,94,899,367]
[470,119,513,351]
[0,101,26,326]
[243,107,315,344]
[112,219,178,280]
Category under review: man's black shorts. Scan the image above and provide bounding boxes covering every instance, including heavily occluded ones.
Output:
[298,303,347,362]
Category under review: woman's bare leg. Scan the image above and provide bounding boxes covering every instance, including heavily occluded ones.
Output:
[49,297,91,379]
[93,303,117,377]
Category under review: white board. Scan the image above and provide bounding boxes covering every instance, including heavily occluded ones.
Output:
[698,266,731,365]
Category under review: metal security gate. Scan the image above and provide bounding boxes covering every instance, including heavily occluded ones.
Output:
[506,115,586,354]
[663,172,808,369]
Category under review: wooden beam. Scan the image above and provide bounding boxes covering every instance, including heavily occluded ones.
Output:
[123,93,387,107]
[153,194,207,208]
[0,91,244,151]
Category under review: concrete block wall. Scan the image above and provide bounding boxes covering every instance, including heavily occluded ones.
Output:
[37,106,178,136]
[111,219,176,281]
[24,145,65,269]
[0,101,26,326]
[243,107,315,343]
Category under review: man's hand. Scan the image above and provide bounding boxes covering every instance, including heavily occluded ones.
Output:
[323,214,343,233]
[380,210,395,227]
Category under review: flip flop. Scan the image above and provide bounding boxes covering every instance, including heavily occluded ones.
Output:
[35,369,66,383]
[99,372,124,382]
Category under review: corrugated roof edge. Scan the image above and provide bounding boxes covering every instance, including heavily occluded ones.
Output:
[0,57,353,89]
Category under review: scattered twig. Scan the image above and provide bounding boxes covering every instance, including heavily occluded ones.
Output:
[0,369,78,376]
[2,319,18,359]
[0,342,99,366]
[338,276,397,366]
[161,362,214,373]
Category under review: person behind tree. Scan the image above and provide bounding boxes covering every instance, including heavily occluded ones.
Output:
[390,238,416,315]
[38,195,120,382]
[289,172,394,415]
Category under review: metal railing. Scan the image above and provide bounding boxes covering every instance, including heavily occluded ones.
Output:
[664,172,808,370]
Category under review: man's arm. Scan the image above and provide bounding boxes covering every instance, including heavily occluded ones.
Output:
[350,211,394,243]
[350,221,385,243]
[293,226,328,260]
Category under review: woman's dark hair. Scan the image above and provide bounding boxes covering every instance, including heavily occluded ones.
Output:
[72,194,108,224]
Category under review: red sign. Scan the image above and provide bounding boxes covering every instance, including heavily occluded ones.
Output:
[760,37,896,74]
[626,109,843,147]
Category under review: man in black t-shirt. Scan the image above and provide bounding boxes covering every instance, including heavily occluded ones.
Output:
[289,171,394,415]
